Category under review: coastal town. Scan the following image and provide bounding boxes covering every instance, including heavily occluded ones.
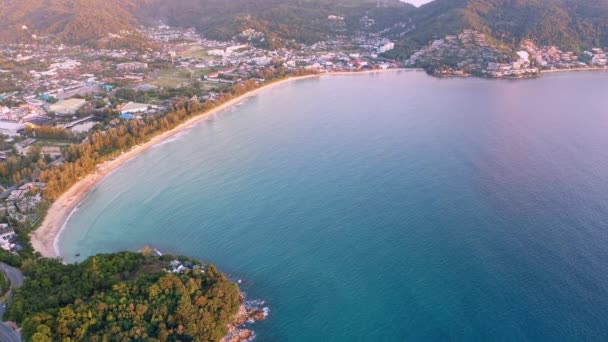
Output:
[0,21,607,257]
[0,0,606,340]
[406,29,608,78]
[0,23,404,256]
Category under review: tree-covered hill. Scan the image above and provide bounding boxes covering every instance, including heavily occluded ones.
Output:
[0,0,150,48]
[136,0,415,47]
[0,0,414,47]
[5,251,241,341]
[403,0,608,51]
[1,0,606,52]
[136,0,608,51]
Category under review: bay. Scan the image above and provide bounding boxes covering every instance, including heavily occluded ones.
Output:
[59,70,608,340]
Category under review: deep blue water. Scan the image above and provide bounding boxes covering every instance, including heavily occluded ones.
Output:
[60,70,608,341]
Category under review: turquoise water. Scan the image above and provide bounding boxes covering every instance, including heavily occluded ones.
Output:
[60,71,608,340]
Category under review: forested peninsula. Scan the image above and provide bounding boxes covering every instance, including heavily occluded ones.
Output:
[5,250,264,342]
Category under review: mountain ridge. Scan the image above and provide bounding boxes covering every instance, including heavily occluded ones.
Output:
[0,0,606,52]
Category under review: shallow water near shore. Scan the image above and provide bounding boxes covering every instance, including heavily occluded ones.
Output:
[60,70,608,340]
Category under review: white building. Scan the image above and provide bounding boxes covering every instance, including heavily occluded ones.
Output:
[49,60,81,70]
[0,121,25,137]
[226,44,248,54]
[49,98,87,116]
[378,42,395,54]
[516,51,530,61]
[116,62,148,72]
[207,49,226,56]
[0,224,14,243]
[119,102,154,114]
[252,57,272,66]
[208,44,249,57]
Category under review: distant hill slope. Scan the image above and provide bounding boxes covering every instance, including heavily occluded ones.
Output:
[0,0,147,48]
[0,0,413,47]
[137,0,415,47]
[0,0,606,51]
[405,0,608,51]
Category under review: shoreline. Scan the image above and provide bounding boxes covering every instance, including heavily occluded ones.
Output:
[30,68,412,259]
[540,67,608,74]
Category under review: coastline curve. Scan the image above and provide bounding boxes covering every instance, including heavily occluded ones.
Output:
[31,69,414,259]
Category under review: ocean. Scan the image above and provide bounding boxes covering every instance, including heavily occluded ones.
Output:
[59,70,608,340]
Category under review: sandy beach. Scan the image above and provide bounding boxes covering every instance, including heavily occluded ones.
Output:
[30,69,412,258]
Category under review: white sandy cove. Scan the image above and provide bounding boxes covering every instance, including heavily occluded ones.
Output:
[30,69,414,259]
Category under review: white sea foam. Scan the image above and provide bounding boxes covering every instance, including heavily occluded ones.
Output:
[152,128,192,149]
[246,299,266,308]
[245,331,256,342]
[53,205,80,258]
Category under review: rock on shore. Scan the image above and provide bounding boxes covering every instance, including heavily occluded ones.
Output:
[222,295,269,342]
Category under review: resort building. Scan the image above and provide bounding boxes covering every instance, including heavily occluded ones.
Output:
[116,62,148,72]
[118,102,154,114]
[0,224,15,243]
[49,98,87,116]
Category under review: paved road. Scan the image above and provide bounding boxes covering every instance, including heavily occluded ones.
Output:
[0,186,17,200]
[0,263,23,288]
[0,262,23,342]
[0,322,20,342]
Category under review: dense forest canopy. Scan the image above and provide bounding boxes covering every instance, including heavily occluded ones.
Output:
[136,0,414,45]
[0,0,411,46]
[404,0,608,51]
[0,0,606,51]
[0,0,147,48]
[6,251,241,342]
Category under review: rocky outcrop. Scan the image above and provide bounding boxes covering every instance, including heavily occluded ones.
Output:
[222,295,269,342]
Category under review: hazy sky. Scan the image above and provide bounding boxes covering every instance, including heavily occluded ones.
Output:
[401,0,433,6]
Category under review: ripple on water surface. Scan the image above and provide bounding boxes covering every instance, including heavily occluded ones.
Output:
[61,71,608,341]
